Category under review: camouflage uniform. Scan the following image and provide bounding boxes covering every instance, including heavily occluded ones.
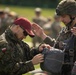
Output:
[43,26,76,75]
[0,28,40,75]
[42,0,76,75]
[0,17,14,36]
[43,14,62,39]
[50,21,62,39]
[0,18,10,35]
[33,16,47,28]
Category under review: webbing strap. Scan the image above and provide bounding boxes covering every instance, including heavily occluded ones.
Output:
[64,35,75,68]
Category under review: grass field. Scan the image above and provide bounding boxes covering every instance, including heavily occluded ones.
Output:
[0,5,55,75]
[0,5,55,43]
[0,5,55,21]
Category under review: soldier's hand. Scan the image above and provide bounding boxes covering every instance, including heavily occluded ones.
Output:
[39,44,52,52]
[32,54,44,65]
[32,23,47,40]
[71,27,76,36]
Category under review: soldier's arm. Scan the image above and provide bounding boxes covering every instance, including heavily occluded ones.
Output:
[32,23,56,46]
[12,61,35,75]
[0,43,35,75]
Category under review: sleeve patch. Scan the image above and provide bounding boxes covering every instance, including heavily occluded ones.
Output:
[2,48,7,53]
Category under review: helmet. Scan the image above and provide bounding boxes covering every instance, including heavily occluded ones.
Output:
[56,0,76,16]
[35,8,42,12]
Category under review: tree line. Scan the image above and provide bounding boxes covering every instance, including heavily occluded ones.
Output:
[0,0,61,8]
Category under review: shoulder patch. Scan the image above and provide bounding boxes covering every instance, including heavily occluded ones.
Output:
[0,48,7,59]
[2,48,7,53]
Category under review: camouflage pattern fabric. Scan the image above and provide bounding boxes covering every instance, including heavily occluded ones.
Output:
[0,28,39,75]
[0,18,9,35]
[50,21,62,39]
[56,0,76,16]
[0,17,12,35]
[32,16,47,28]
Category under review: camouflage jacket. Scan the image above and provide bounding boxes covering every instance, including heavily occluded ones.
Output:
[0,18,11,35]
[43,27,76,61]
[0,28,39,75]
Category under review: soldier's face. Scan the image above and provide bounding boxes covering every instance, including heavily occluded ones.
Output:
[16,26,27,40]
[60,15,71,26]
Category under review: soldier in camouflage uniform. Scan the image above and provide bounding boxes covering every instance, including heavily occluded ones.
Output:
[0,9,13,35]
[32,8,47,47]
[0,17,51,75]
[0,10,9,35]
[32,0,76,75]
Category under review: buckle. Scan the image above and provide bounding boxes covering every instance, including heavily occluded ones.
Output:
[69,49,74,57]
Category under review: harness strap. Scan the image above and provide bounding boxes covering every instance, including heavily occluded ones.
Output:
[64,35,75,69]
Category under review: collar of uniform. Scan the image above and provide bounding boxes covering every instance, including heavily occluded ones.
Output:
[5,28,21,43]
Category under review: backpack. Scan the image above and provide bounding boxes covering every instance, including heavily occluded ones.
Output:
[40,35,76,74]
[40,48,64,74]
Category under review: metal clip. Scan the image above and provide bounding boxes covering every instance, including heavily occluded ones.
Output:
[69,49,74,57]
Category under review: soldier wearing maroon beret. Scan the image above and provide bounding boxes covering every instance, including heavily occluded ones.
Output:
[0,17,51,75]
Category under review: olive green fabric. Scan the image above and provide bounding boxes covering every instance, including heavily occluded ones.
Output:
[56,0,76,16]
[0,28,40,75]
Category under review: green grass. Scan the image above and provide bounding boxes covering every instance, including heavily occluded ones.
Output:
[0,5,55,75]
[0,5,55,42]
[0,5,55,21]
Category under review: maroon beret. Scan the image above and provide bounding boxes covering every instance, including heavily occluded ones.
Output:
[14,17,35,37]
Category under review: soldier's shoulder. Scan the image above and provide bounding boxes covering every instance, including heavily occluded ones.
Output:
[0,40,8,51]
[0,38,8,47]
[0,35,9,52]
[0,33,8,45]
